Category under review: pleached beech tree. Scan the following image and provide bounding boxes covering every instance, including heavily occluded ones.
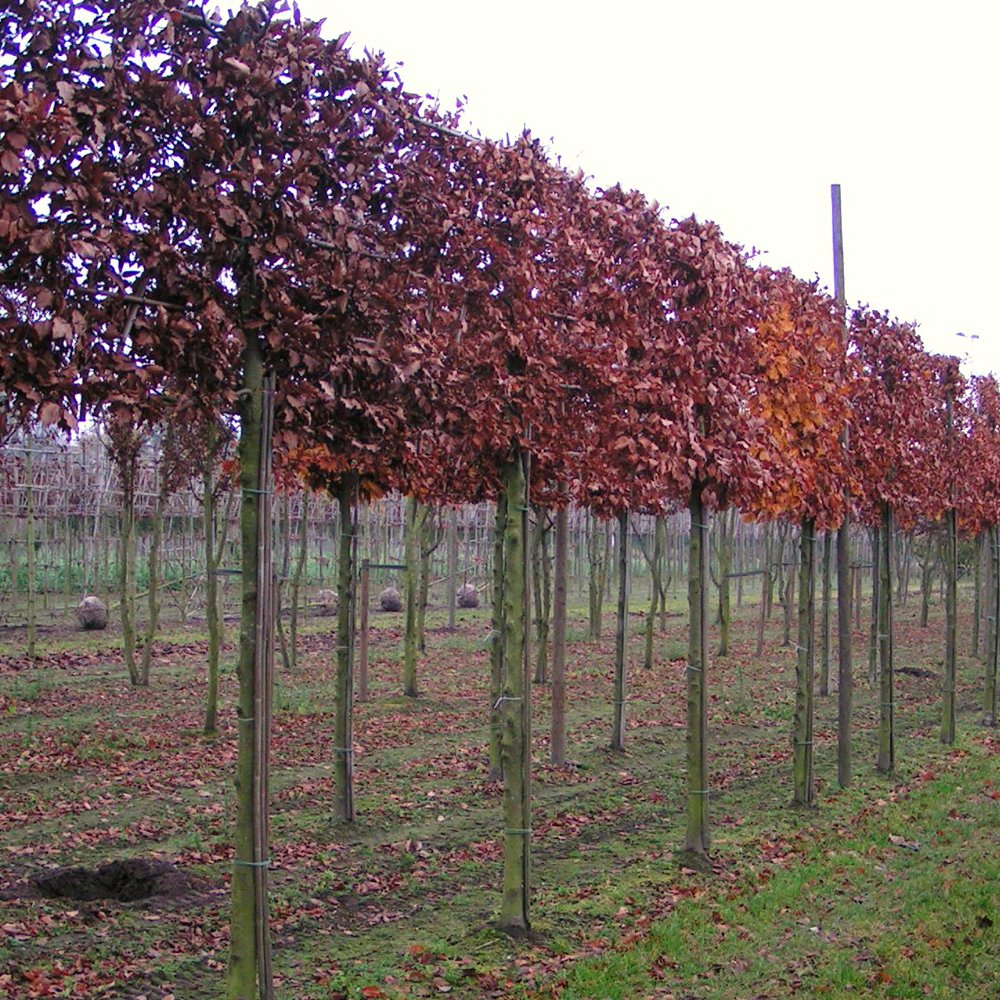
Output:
[0,1,463,993]
[961,375,1000,726]
[849,310,948,775]
[743,268,850,806]
[400,139,638,932]
[571,205,764,863]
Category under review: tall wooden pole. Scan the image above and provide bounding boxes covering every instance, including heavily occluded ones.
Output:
[832,183,854,788]
[942,374,958,744]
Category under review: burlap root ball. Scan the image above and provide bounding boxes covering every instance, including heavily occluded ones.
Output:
[456,584,479,609]
[76,595,108,631]
[315,589,339,615]
[379,586,403,612]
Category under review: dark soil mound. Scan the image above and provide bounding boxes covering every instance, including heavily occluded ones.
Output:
[33,858,195,903]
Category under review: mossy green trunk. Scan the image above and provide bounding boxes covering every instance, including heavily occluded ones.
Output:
[793,519,816,807]
[334,476,357,823]
[683,484,710,858]
[877,503,895,774]
[499,453,530,931]
[225,335,264,1000]
[941,508,958,744]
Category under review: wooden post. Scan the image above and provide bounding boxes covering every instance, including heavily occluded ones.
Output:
[832,183,854,788]
[942,371,958,744]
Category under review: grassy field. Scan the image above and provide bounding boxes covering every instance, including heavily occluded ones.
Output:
[0,589,996,998]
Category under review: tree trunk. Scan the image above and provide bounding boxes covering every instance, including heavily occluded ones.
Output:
[532,509,552,684]
[24,446,36,662]
[447,507,458,629]
[139,460,167,687]
[551,505,568,766]
[793,518,816,807]
[417,504,432,653]
[120,466,140,686]
[333,476,357,823]
[941,506,958,744]
[288,492,309,671]
[499,451,530,932]
[716,509,732,656]
[837,511,853,788]
[985,524,998,726]
[203,447,222,735]
[489,496,507,779]
[611,511,628,750]
[403,496,424,698]
[819,531,832,696]
[588,512,607,638]
[877,503,895,775]
[644,514,664,670]
[682,484,710,861]
[225,334,270,1000]
[869,524,880,685]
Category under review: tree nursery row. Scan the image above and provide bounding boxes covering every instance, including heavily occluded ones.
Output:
[1,3,997,998]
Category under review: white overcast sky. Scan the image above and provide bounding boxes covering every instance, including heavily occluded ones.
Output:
[301,0,998,375]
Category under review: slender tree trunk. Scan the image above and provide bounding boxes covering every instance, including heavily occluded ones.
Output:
[716,510,732,656]
[869,524,880,685]
[972,530,982,657]
[417,505,432,653]
[985,524,998,726]
[837,511,854,788]
[139,464,167,686]
[24,446,36,662]
[120,471,140,686]
[611,511,628,750]
[819,531,832,696]
[532,509,551,684]
[489,496,507,779]
[333,476,357,823]
[288,492,309,671]
[203,451,222,735]
[644,514,664,670]
[551,505,568,766]
[877,503,895,774]
[793,518,816,807]
[919,544,936,627]
[226,333,266,1000]
[447,507,458,629]
[588,512,606,638]
[782,557,795,648]
[403,496,423,698]
[682,484,710,861]
[499,451,530,932]
[941,506,958,744]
